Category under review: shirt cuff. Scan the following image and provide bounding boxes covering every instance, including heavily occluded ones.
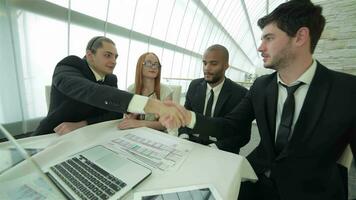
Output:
[208,143,219,149]
[179,133,189,139]
[187,111,196,129]
[127,95,148,114]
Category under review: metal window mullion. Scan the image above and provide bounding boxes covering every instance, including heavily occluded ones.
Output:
[147,0,160,51]
[240,0,259,61]
[215,0,234,43]
[209,0,228,44]
[124,0,139,89]
[170,0,191,78]
[160,0,177,60]
[180,1,199,80]
[192,0,219,77]
[192,0,255,67]
[67,0,71,55]
[5,0,27,126]
[104,0,110,36]
[186,0,212,80]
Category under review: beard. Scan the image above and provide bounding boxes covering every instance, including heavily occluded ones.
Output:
[205,73,223,84]
[264,40,294,70]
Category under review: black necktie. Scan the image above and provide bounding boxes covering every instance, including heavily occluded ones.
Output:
[205,89,214,117]
[275,82,304,154]
[199,89,214,143]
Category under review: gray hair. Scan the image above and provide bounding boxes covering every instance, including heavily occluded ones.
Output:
[86,36,115,54]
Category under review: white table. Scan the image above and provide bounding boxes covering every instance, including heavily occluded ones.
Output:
[0,120,257,200]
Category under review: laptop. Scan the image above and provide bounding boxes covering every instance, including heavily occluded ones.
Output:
[0,124,152,200]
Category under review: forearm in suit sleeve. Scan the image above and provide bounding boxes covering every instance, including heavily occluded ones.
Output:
[193,91,254,148]
[53,65,134,113]
[86,111,123,125]
[178,82,195,136]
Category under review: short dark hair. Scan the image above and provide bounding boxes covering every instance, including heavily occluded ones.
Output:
[257,0,325,53]
[205,44,229,62]
[86,36,115,54]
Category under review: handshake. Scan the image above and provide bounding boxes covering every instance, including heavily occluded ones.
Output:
[144,99,192,129]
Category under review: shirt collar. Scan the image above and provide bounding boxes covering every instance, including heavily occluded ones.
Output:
[87,61,106,82]
[277,59,317,86]
[207,77,225,93]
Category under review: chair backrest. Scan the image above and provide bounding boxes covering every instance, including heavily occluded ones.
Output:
[45,85,51,110]
[337,144,354,171]
[169,85,182,104]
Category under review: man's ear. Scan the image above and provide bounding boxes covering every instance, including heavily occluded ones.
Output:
[295,27,310,47]
[224,63,230,70]
[86,50,93,60]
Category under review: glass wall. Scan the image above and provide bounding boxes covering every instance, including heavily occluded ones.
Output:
[0,0,284,128]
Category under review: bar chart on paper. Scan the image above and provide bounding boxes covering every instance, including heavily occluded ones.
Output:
[106,128,192,171]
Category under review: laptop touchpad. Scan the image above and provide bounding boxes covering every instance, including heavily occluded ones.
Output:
[96,154,127,170]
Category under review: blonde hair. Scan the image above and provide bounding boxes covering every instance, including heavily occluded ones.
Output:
[134,52,161,99]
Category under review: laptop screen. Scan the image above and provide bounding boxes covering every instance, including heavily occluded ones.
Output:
[0,124,65,199]
[0,147,42,174]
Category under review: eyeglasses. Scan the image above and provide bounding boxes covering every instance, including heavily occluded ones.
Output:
[143,61,161,69]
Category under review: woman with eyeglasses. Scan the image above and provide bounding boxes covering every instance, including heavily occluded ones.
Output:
[118,52,173,131]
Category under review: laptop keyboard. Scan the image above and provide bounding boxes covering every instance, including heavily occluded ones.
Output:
[50,155,127,200]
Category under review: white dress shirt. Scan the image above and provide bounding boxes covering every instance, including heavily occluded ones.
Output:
[88,65,106,82]
[204,79,225,117]
[275,59,316,141]
[198,79,225,144]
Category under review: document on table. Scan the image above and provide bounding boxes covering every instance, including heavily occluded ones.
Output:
[133,184,222,200]
[106,128,192,171]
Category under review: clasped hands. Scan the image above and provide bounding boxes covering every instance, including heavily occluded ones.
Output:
[144,99,191,129]
[159,100,191,129]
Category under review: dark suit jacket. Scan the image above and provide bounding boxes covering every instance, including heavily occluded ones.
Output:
[179,78,248,153]
[34,55,133,135]
[192,62,356,200]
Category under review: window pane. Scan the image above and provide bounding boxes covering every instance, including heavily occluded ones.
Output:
[132,0,158,36]
[16,11,68,119]
[71,0,108,21]
[108,0,136,29]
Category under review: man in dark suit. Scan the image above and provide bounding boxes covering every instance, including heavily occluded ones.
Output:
[161,1,356,199]
[179,44,248,154]
[34,36,186,135]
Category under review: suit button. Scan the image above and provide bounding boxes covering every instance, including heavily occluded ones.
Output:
[104,101,108,105]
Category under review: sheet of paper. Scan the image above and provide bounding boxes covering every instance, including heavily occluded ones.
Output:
[106,128,192,171]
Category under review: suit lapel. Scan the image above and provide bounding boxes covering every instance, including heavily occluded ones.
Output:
[214,79,231,117]
[194,81,206,114]
[264,74,279,143]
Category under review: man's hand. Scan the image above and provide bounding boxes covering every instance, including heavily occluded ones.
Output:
[144,99,189,129]
[124,113,139,119]
[159,100,192,129]
[117,118,143,130]
[54,121,87,135]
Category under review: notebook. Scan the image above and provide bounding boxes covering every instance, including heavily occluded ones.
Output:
[0,124,152,200]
